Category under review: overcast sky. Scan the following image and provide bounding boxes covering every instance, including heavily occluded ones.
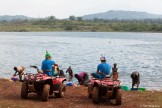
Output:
[0,0,162,19]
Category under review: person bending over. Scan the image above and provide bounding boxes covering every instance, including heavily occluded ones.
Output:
[75,72,90,86]
[131,71,140,89]
[13,66,25,81]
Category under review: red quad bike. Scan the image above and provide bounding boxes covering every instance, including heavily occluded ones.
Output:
[21,70,67,102]
[88,75,122,105]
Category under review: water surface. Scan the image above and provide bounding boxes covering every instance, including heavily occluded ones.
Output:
[0,32,162,90]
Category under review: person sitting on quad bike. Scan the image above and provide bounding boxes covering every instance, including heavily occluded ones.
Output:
[41,51,57,76]
[74,72,90,86]
[91,56,111,79]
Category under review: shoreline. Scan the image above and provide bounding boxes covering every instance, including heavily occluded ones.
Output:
[0,78,162,108]
[0,31,162,33]
[1,78,162,92]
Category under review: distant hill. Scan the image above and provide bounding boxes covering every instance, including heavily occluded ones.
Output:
[1,10,162,21]
[82,10,162,20]
[0,15,34,21]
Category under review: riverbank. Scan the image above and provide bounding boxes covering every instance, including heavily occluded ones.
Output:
[0,78,161,108]
[0,19,162,32]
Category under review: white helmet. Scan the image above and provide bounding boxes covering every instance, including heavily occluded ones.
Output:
[100,56,106,61]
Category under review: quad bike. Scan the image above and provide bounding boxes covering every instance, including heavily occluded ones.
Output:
[88,75,122,105]
[21,66,67,102]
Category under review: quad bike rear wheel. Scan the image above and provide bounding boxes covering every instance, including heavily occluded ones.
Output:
[42,84,50,102]
[92,87,99,104]
[21,81,28,99]
[116,89,122,105]
[55,84,66,98]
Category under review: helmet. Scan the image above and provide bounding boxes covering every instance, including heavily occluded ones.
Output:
[100,56,106,61]
[45,51,51,58]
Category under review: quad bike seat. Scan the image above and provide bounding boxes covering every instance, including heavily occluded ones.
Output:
[105,75,111,78]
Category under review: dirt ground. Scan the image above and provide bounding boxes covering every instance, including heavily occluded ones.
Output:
[0,78,161,108]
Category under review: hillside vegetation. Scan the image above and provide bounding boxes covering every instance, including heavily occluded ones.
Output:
[0,18,162,32]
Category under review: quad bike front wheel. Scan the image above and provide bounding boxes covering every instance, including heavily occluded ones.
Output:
[21,81,28,99]
[116,89,122,105]
[92,87,99,104]
[55,84,66,98]
[42,84,50,102]
[88,84,92,98]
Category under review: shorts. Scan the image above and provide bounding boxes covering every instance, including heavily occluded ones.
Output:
[91,73,105,79]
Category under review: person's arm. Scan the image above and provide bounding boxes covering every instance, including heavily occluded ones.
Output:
[66,68,69,73]
[97,65,100,74]
[13,71,17,76]
[78,80,83,85]
[41,61,44,71]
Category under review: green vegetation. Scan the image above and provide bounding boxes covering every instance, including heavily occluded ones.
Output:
[0,17,162,32]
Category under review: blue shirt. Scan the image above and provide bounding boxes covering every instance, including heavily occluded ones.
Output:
[41,59,55,76]
[97,62,111,75]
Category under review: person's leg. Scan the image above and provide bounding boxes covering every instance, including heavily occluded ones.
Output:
[19,72,23,81]
[69,75,72,81]
[91,73,101,79]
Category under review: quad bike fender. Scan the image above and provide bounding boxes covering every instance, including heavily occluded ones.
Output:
[93,82,101,87]
[53,78,66,84]
[91,79,101,86]
[44,79,53,85]
[52,78,66,92]
[57,77,67,83]
[44,79,53,95]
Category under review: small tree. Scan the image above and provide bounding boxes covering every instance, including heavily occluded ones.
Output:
[77,17,82,21]
[65,24,73,30]
[69,16,76,20]
[47,16,56,21]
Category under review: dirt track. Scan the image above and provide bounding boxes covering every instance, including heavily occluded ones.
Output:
[0,78,161,108]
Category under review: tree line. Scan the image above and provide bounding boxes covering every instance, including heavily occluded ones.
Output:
[0,15,162,32]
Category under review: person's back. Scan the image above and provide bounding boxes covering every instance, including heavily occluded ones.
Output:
[41,51,55,76]
[97,62,111,75]
[78,72,86,80]
[91,56,111,79]
[41,59,55,71]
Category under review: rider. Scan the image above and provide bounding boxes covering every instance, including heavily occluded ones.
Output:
[41,51,55,76]
[91,56,111,79]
